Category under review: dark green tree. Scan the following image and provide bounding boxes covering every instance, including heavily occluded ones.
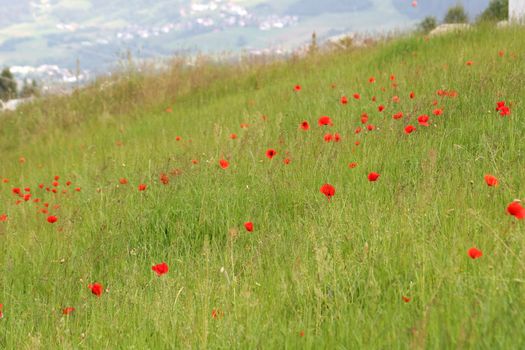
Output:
[0,67,17,101]
[478,0,508,22]
[418,16,438,34]
[444,4,469,23]
[20,79,40,98]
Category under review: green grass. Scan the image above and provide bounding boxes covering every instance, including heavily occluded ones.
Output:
[1,25,525,349]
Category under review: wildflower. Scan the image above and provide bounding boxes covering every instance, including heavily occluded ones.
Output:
[468,247,483,259]
[320,184,335,199]
[417,115,429,126]
[318,116,333,126]
[404,125,416,134]
[507,201,525,220]
[152,262,169,276]
[88,283,103,297]
[484,175,498,187]
[300,121,310,130]
[62,307,75,315]
[47,216,58,224]
[368,172,380,182]
[244,222,254,232]
[266,149,277,159]
[340,96,348,105]
[219,159,229,169]
[138,184,147,191]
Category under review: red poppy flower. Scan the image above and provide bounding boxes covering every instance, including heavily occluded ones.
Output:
[318,116,333,126]
[392,96,400,103]
[12,188,21,195]
[498,50,504,57]
[340,96,348,105]
[2,178,8,183]
[378,105,385,112]
[507,201,525,220]
[402,296,411,303]
[219,159,229,169]
[211,309,224,319]
[466,60,473,66]
[404,125,416,134]
[409,91,415,99]
[355,141,360,146]
[138,184,147,191]
[119,178,128,185]
[366,124,375,131]
[160,173,169,185]
[484,175,498,187]
[152,262,169,276]
[0,214,7,222]
[320,184,335,199]
[47,215,58,224]
[433,108,443,116]
[334,133,341,142]
[24,187,30,192]
[360,113,368,124]
[62,307,75,315]
[75,188,81,192]
[417,115,429,126]
[294,85,301,92]
[499,106,511,116]
[88,283,103,297]
[23,194,31,201]
[355,127,362,134]
[390,74,395,81]
[52,181,59,187]
[230,133,237,139]
[353,93,361,100]
[368,172,380,182]
[468,247,483,259]
[192,159,199,164]
[166,107,173,113]
[0,304,3,319]
[175,136,181,141]
[300,121,310,130]
[392,112,403,120]
[66,181,72,186]
[244,222,254,232]
[266,149,277,159]
[348,162,358,169]
[283,158,291,165]
[299,330,305,337]
[324,133,333,142]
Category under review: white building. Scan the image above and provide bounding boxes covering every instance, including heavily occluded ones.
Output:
[510,0,525,22]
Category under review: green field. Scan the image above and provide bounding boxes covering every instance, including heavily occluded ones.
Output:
[1,25,525,349]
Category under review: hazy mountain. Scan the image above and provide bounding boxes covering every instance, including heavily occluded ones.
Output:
[0,0,490,83]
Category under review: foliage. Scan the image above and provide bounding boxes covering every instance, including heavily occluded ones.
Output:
[0,67,17,101]
[418,16,438,33]
[444,4,469,23]
[478,0,509,22]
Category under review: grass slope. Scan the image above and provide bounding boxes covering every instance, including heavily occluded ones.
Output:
[1,25,525,349]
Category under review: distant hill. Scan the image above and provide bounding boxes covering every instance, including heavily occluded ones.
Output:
[0,0,490,79]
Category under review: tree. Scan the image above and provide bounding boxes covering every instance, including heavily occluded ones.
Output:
[0,67,17,101]
[444,5,469,23]
[478,0,508,22]
[20,79,40,98]
[418,16,438,34]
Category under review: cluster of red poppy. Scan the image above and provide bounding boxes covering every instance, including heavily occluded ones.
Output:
[0,48,521,322]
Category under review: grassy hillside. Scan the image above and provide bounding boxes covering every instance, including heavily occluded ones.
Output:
[1,25,525,349]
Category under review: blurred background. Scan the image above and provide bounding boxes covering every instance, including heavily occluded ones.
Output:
[0,0,512,96]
